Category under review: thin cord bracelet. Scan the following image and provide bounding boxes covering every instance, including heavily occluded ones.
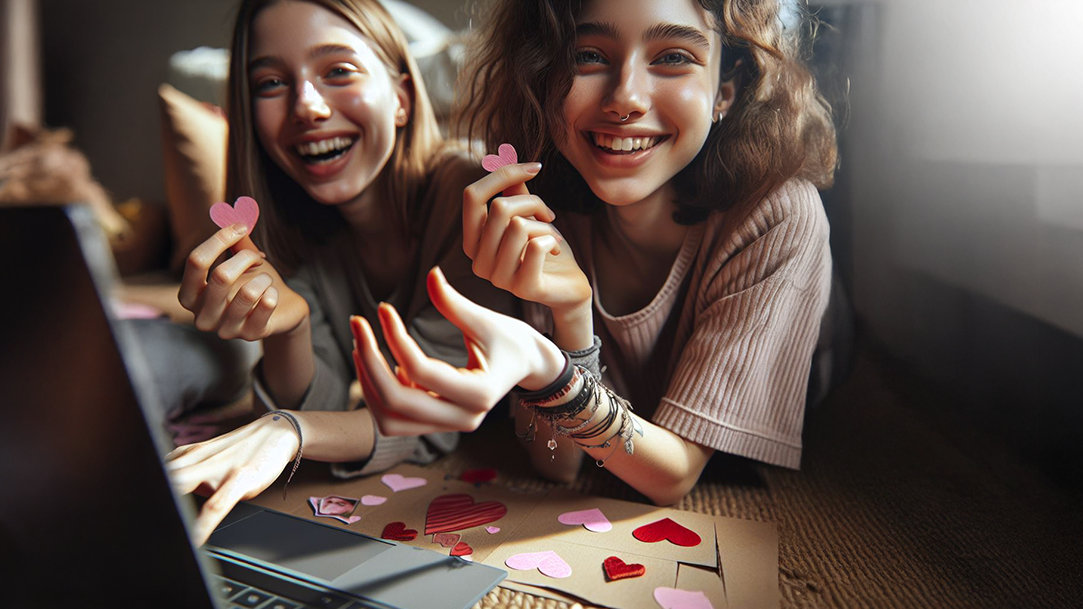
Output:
[514,350,573,402]
[261,410,303,499]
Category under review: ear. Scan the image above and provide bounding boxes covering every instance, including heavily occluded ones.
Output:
[713,78,737,122]
[393,73,413,128]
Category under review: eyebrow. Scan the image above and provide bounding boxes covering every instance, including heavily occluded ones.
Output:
[248,43,360,72]
[575,21,712,51]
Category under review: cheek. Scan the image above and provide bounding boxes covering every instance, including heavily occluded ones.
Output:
[253,101,285,152]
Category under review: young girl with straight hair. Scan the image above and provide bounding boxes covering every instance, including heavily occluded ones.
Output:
[351,0,838,505]
[167,0,509,544]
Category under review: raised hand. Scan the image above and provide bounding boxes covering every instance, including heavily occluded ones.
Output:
[178,224,309,341]
[351,266,566,436]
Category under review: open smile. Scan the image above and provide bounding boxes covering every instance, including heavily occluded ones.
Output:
[590,132,667,154]
[294,136,357,164]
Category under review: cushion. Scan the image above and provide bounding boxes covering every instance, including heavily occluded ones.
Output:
[158,82,227,272]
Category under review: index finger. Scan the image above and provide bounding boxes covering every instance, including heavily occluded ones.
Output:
[463,163,541,258]
[179,225,256,307]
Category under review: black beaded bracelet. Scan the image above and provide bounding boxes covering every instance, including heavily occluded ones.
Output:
[514,350,572,402]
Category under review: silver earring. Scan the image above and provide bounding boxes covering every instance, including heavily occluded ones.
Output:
[715,110,726,122]
[619,114,629,122]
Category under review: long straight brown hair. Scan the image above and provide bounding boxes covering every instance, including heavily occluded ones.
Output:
[225,0,445,273]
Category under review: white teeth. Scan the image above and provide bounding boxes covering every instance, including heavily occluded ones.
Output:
[296,136,354,157]
[591,133,657,152]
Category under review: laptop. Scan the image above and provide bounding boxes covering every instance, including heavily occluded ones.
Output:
[0,204,505,609]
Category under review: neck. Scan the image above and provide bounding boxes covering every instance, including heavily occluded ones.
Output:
[602,190,686,260]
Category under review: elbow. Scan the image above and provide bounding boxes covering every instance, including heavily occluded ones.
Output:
[640,471,700,507]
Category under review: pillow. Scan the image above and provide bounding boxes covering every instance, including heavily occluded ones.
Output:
[158,83,227,272]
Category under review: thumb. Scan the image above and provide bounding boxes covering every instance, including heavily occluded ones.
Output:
[426,266,500,342]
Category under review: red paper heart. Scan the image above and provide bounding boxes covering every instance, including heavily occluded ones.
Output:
[632,517,701,547]
[481,143,518,172]
[381,521,417,542]
[450,541,473,557]
[459,468,497,484]
[425,493,507,535]
[433,532,461,548]
[603,556,646,581]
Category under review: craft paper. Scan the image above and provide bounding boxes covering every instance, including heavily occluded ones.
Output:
[381,473,427,492]
[558,507,612,532]
[425,493,507,534]
[481,143,518,172]
[676,564,729,609]
[209,196,259,231]
[713,518,778,609]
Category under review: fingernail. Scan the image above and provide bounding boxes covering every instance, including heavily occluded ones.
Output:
[523,162,542,174]
[233,223,248,235]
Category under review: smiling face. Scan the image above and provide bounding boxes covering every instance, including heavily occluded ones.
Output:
[554,0,731,210]
[247,0,409,209]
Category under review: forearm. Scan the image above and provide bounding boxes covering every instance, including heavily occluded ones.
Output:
[261,315,316,408]
[550,299,594,352]
[291,408,376,463]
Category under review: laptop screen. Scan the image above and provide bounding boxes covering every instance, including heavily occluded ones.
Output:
[0,205,216,608]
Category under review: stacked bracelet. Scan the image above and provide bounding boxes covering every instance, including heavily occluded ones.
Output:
[261,410,303,499]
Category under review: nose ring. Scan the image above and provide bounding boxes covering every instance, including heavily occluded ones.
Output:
[619,114,629,122]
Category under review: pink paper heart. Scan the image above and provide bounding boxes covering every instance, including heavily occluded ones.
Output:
[433,533,461,548]
[360,495,387,506]
[557,507,612,533]
[209,196,259,231]
[481,143,518,172]
[653,587,715,609]
[381,473,427,492]
[485,526,500,534]
[504,550,572,579]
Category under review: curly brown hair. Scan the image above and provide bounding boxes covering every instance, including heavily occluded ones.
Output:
[454,0,838,223]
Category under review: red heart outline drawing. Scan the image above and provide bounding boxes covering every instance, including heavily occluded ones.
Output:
[481,143,518,172]
[450,541,473,557]
[425,493,507,534]
[381,521,417,542]
[603,555,646,581]
[209,196,259,231]
[632,517,701,547]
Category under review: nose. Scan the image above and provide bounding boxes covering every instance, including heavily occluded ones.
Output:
[603,60,650,121]
[293,80,331,124]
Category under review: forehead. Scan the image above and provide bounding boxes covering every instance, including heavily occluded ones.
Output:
[248,1,379,63]
[576,0,718,36]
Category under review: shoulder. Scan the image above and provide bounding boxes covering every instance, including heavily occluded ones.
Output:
[705,178,828,250]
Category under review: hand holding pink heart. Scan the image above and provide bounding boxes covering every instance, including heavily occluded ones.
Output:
[481,143,518,172]
[209,196,260,231]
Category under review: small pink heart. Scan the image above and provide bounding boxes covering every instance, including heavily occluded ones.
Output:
[504,550,572,579]
[209,196,259,231]
[653,587,715,609]
[381,473,427,492]
[557,507,612,533]
[485,526,500,534]
[433,533,461,548]
[481,143,518,172]
[360,495,387,506]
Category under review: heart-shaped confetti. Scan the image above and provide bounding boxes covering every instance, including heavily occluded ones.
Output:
[450,541,473,557]
[602,556,645,581]
[381,473,427,492]
[209,196,260,231]
[505,550,572,579]
[459,468,497,484]
[481,143,518,172]
[557,507,612,533]
[632,517,701,547]
[425,493,507,535]
[485,526,500,534]
[653,587,715,609]
[360,495,387,506]
[381,521,417,542]
[433,533,461,548]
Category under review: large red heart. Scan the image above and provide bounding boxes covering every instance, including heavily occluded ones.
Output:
[632,517,701,547]
[603,555,646,581]
[425,493,507,535]
[381,521,417,542]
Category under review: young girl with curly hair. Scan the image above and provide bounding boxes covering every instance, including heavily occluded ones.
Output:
[353,0,838,505]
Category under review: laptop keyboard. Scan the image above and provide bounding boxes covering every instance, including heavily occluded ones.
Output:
[209,553,388,609]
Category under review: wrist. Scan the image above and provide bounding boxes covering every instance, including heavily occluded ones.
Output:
[518,339,569,393]
[550,299,593,351]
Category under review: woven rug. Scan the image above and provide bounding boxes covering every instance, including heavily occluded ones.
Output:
[423,347,1083,609]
